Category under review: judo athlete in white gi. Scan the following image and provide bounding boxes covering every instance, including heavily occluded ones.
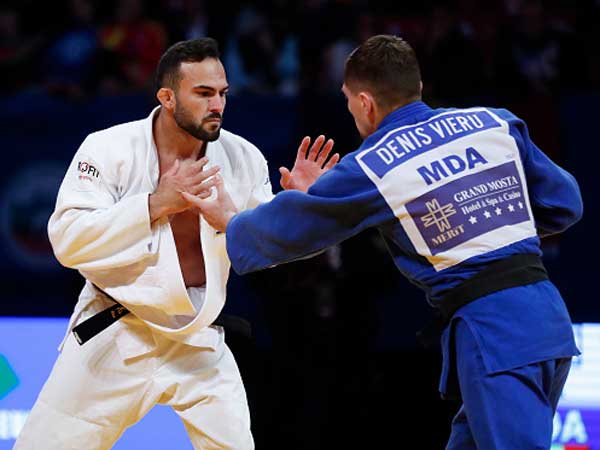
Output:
[186,35,584,450]
[15,38,337,450]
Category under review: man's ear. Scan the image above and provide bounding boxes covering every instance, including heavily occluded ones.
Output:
[359,91,380,124]
[358,91,373,115]
[156,87,176,110]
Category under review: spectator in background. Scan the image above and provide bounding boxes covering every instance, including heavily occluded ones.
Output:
[160,0,209,42]
[41,0,104,100]
[321,33,357,94]
[492,0,585,171]
[182,1,208,40]
[495,0,579,97]
[296,0,360,95]
[222,2,300,95]
[0,7,20,61]
[0,6,45,94]
[224,4,279,94]
[423,3,487,106]
[100,0,167,90]
[265,0,300,96]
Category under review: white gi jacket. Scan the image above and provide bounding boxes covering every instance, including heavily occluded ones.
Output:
[48,107,273,354]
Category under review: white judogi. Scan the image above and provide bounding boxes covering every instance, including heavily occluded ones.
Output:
[15,107,273,450]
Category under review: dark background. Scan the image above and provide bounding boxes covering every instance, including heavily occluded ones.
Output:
[0,0,598,448]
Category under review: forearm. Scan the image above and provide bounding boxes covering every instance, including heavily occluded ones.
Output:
[48,192,157,270]
[225,188,384,274]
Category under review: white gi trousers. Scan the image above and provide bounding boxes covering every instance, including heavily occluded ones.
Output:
[14,310,254,450]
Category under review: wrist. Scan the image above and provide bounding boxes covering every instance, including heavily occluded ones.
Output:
[219,211,236,233]
[148,192,169,222]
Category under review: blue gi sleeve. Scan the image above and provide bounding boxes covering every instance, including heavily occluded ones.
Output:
[494,109,583,237]
[225,157,393,274]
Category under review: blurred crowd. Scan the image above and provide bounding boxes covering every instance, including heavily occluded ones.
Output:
[1,0,599,102]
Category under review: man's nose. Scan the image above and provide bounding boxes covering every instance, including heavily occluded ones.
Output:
[208,95,225,112]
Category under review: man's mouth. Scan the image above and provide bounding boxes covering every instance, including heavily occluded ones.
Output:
[204,114,222,123]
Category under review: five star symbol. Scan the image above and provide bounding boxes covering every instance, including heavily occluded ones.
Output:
[464,201,525,225]
[428,191,527,231]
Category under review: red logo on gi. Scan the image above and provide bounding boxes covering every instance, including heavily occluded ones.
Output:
[78,160,100,181]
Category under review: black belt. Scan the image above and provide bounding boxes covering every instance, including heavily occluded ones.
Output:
[72,288,251,345]
[416,253,548,348]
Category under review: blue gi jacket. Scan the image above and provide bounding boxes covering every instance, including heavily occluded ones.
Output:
[226,101,583,394]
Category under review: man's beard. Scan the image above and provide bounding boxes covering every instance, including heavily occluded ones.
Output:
[174,104,222,142]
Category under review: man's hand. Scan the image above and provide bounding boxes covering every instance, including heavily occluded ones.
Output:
[180,174,238,233]
[149,157,219,222]
[279,135,339,193]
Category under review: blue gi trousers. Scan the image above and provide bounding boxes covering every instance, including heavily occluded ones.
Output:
[446,320,572,450]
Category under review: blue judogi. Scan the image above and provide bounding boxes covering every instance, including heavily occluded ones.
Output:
[225,102,583,449]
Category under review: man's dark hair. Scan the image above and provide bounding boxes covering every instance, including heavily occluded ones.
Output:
[156,38,220,90]
[344,35,421,110]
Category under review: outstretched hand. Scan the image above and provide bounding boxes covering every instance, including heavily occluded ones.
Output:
[280,135,339,192]
[180,174,238,233]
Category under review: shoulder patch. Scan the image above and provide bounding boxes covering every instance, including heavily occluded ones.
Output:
[73,155,103,191]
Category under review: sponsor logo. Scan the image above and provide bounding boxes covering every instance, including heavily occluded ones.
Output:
[421,199,457,233]
[406,161,531,256]
[77,160,100,182]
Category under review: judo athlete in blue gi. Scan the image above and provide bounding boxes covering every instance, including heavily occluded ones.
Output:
[183,35,584,449]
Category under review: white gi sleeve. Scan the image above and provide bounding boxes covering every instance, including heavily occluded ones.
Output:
[48,135,158,271]
[247,148,275,208]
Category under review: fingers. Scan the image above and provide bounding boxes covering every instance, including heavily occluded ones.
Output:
[180,183,214,206]
[178,157,210,177]
[279,166,291,189]
[297,136,311,160]
[323,152,340,170]
[181,191,203,208]
[189,177,217,196]
[189,156,210,172]
[307,135,325,161]
[214,173,227,196]
[316,138,335,166]
[189,165,220,185]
